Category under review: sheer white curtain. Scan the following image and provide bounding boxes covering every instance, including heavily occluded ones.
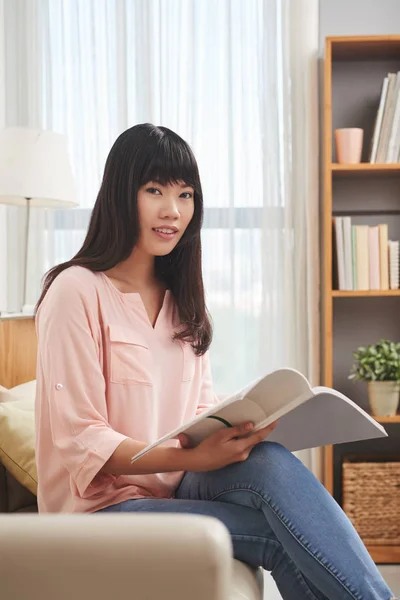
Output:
[3,0,320,473]
[0,0,6,312]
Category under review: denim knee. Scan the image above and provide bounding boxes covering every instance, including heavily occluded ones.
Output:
[251,441,292,461]
[249,442,301,477]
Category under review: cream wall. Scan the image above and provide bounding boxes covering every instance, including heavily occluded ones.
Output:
[319,0,400,52]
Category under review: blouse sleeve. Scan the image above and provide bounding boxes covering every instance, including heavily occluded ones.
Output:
[36,272,128,498]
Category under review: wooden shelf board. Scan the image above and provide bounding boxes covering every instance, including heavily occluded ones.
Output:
[331,163,400,176]
[374,415,400,423]
[367,545,400,564]
[328,35,400,60]
[332,290,400,297]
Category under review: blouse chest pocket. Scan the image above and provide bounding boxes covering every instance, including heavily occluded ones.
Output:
[109,325,153,386]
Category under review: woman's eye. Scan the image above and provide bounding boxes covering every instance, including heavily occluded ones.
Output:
[180,192,193,199]
[146,187,161,195]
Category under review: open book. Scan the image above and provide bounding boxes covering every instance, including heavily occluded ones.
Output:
[131,368,388,463]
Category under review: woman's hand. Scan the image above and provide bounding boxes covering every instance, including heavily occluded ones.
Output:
[177,421,279,472]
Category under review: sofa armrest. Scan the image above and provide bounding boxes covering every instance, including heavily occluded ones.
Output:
[0,513,235,600]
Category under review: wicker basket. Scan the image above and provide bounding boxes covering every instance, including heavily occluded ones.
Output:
[342,456,400,546]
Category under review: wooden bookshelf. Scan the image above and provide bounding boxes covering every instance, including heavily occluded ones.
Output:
[375,415,400,423]
[322,35,400,565]
[330,35,400,60]
[331,163,400,176]
[332,290,400,297]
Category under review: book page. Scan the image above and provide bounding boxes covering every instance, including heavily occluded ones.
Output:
[312,386,387,430]
[244,368,312,414]
[266,388,387,451]
[183,398,268,446]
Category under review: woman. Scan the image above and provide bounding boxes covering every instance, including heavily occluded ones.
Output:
[35,123,395,600]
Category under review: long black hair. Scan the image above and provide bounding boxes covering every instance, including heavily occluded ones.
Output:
[36,123,212,355]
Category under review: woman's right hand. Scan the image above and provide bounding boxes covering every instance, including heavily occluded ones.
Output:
[178,421,279,472]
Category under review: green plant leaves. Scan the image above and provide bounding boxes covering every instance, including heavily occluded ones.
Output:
[349,338,400,382]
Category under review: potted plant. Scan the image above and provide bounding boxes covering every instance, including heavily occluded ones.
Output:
[349,339,400,417]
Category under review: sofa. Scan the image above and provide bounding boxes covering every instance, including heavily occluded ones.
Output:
[0,463,37,513]
[0,384,264,600]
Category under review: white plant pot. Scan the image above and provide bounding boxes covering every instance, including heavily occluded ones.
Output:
[367,381,400,417]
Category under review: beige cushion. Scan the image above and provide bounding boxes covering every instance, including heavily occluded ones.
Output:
[0,381,37,495]
[0,384,9,398]
[0,380,36,402]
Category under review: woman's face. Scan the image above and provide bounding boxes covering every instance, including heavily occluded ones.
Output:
[136,180,195,257]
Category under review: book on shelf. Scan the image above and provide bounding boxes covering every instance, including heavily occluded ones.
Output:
[333,218,397,291]
[130,368,388,464]
[355,225,369,290]
[368,226,380,290]
[351,226,357,290]
[379,224,389,289]
[389,240,399,290]
[333,217,345,290]
[370,76,389,163]
[370,71,400,164]
[343,217,353,290]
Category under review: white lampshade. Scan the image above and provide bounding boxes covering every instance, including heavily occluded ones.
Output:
[0,127,77,207]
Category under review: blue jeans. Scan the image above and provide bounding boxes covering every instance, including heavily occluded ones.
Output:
[97,442,395,600]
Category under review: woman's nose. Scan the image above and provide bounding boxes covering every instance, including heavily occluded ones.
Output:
[160,197,180,218]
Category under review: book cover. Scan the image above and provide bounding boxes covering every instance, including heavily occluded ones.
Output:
[343,217,353,290]
[387,72,400,162]
[379,224,389,290]
[376,73,397,163]
[355,225,369,291]
[370,76,389,163]
[389,240,399,290]
[368,226,380,290]
[333,217,345,290]
[351,226,357,290]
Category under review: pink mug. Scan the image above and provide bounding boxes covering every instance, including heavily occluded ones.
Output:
[334,128,363,164]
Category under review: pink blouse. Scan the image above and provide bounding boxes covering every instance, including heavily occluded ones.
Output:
[35,266,216,513]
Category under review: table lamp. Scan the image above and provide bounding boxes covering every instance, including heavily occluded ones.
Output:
[0,127,77,313]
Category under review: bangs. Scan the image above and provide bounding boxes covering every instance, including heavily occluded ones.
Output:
[139,132,200,191]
